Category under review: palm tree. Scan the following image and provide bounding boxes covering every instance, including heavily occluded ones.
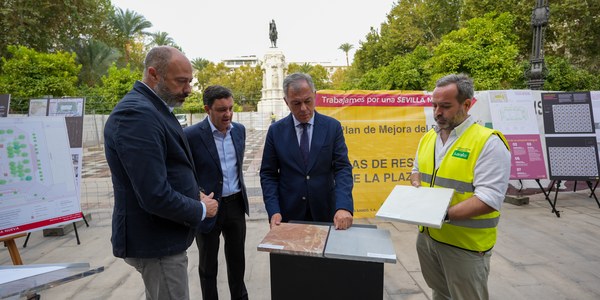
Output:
[338,43,354,66]
[73,39,121,86]
[298,63,313,73]
[110,8,152,64]
[191,58,211,72]
[150,31,175,46]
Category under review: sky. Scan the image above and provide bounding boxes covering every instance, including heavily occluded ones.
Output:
[110,0,397,65]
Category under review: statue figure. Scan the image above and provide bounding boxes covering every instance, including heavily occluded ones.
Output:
[269,19,278,48]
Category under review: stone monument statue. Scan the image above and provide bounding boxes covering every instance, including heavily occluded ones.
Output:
[257,20,287,127]
[269,19,278,48]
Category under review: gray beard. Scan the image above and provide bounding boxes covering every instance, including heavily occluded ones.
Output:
[155,82,186,107]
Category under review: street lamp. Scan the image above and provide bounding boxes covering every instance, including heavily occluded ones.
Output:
[528,0,550,90]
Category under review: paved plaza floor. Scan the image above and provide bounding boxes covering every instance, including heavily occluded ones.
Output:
[2,129,600,299]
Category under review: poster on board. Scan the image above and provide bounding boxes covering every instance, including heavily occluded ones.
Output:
[486,90,547,180]
[541,92,599,180]
[29,98,85,192]
[0,94,9,117]
[0,117,81,238]
[28,99,49,116]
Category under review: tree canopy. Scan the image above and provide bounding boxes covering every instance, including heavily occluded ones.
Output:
[0,46,81,112]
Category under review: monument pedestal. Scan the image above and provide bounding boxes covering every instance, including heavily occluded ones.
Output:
[257,48,288,123]
[257,99,287,117]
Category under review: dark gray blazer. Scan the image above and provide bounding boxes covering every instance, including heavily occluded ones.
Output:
[184,118,249,231]
[104,81,204,258]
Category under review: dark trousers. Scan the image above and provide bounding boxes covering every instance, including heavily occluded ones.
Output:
[196,192,248,300]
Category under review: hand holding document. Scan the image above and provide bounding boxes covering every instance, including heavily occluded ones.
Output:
[376,185,454,228]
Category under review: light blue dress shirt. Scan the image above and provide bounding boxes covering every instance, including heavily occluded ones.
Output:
[208,119,241,198]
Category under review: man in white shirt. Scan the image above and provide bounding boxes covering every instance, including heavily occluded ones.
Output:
[409,73,511,300]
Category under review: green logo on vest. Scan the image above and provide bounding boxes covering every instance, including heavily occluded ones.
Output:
[452,149,470,159]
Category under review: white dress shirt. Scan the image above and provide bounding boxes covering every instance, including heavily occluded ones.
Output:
[412,116,511,211]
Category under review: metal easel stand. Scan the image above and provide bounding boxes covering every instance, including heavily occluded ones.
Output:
[23,213,90,248]
[535,179,560,217]
[535,179,600,218]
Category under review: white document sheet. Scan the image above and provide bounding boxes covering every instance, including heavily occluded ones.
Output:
[376,185,454,228]
[0,266,65,285]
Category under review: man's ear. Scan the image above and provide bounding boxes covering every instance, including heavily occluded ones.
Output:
[463,98,472,111]
[147,67,159,82]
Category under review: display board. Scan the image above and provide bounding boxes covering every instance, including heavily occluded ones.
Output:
[0,94,9,117]
[29,98,85,191]
[0,117,81,238]
[589,91,600,156]
[485,90,547,179]
[541,92,599,180]
[28,99,48,116]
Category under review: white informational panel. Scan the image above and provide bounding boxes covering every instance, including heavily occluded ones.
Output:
[487,90,548,180]
[47,98,85,193]
[376,185,454,228]
[28,99,48,116]
[0,117,81,238]
[0,266,65,285]
[29,98,85,196]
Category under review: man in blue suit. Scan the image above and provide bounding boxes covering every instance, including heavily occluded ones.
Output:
[184,85,249,300]
[104,46,219,300]
[260,73,354,230]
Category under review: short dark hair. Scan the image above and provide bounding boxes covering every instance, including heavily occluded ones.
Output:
[203,85,233,107]
[435,74,474,104]
[283,73,316,98]
[143,46,173,79]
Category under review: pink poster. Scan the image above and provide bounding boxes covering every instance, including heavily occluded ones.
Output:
[506,134,547,179]
[486,90,548,180]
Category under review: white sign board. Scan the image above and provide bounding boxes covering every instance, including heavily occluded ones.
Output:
[0,117,81,237]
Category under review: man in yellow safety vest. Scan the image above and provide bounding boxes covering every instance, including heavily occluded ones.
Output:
[409,73,511,300]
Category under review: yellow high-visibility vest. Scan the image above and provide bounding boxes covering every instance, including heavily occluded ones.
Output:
[417,123,509,252]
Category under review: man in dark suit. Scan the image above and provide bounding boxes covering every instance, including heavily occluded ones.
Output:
[260,72,354,230]
[104,46,218,300]
[184,85,249,300]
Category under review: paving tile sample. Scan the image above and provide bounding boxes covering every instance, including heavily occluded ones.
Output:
[376,185,454,228]
[324,226,397,263]
[257,222,330,257]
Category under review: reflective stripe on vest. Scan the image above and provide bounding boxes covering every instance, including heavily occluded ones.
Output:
[417,124,508,252]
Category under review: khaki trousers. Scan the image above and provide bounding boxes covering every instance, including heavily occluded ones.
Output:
[416,231,491,300]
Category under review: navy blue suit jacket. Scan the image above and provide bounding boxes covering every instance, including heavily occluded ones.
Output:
[260,111,354,222]
[104,81,205,258]
[184,118,249,231]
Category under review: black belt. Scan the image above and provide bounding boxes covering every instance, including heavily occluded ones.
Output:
[221,192,242,203]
